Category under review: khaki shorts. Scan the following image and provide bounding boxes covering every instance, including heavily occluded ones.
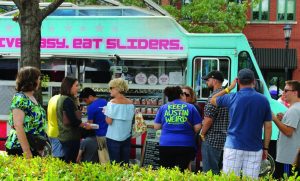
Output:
[96,136,108,150]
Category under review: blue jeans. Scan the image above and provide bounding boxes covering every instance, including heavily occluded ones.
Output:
[49,138,64,158]
[201,140,223,174]
[106,137,131,165]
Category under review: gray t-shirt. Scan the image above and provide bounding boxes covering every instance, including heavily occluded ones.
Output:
[80,136,99,163]
[276,102,300,164]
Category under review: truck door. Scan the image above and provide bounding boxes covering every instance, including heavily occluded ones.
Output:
[192,57,231,100]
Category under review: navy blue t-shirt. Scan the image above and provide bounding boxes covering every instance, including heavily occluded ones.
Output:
[154,99,202,147]
[87,98,108,136]
[217,88,272,151]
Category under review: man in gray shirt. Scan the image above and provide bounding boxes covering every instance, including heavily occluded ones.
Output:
[273,80,300,176]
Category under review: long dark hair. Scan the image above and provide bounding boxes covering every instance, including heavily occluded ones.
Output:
[60,77,78,97]
[164,86,183,102]
[16,66,41,92]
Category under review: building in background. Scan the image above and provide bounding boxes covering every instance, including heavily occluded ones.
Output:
[243,0,298,90]
[159,0,298,90]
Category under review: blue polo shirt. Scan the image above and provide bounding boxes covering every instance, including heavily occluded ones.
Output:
[154,99,202,147]
[87,98,108,136]
[216,88,272,151]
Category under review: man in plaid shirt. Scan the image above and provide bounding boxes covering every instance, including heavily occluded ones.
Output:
[200,70,229,174]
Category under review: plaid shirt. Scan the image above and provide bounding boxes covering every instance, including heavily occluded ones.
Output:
[204,88,229,150]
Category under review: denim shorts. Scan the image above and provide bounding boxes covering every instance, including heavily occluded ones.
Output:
[49,137,64,158]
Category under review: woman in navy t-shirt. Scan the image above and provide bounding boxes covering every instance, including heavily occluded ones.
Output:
[154,86,202,171]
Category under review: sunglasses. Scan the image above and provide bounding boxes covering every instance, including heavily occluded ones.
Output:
[284,89,295,93]
[183,92,191,97]
[109,87,114,90]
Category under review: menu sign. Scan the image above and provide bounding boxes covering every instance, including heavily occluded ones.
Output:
[141,128,160,169]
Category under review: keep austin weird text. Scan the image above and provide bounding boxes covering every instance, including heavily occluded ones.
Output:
[164,104,189,124]
[0,37,184,50]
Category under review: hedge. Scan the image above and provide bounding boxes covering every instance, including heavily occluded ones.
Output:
[0,155,298,180]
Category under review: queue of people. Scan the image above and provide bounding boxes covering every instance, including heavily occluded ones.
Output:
[4,66,300,179]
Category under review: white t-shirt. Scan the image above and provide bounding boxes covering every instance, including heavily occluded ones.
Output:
[276,102,300,164]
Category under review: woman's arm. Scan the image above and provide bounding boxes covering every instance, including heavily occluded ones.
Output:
[154,123,161,130]
[12,109,32,158]
[63,98,82,127]
[106,117,113,125]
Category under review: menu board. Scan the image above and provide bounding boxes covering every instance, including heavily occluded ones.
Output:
[141,128,160,169]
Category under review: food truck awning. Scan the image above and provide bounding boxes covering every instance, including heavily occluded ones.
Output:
[0,53,188,61]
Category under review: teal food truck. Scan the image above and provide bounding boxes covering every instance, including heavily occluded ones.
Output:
[0,6,286,167]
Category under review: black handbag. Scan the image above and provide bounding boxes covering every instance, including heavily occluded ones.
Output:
[26,133,48,152]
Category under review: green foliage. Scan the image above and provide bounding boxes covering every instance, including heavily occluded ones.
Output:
[163,0,255,33]
[40,0,260,33]
[0,155,299,180]
[120,0,146,7]
[41,74,50,88]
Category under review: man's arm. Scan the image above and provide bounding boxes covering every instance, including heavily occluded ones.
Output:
[200,117,213,138]
[210,79,237,106]
[263,121,272,149]
[262,121,272,160]
[272,113,295,137]
[76,150,83,163]
[193,123,202,134]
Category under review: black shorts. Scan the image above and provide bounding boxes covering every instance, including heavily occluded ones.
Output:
[6,147,39,157]
[159,146,195,172]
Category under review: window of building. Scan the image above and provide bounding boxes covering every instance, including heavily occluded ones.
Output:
[252,0,269,21]
[277,0,296,21]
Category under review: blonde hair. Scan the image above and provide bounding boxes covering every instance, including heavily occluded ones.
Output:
[108,78,129,94]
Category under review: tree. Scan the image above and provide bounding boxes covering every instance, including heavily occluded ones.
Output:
[12,0,65,68]
[163,0,257,33]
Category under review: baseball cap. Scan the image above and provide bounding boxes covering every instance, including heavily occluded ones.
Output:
[202,70,224,82]
[238,68,255,81]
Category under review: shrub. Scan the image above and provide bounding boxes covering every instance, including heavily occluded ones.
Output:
[0,155,297,180]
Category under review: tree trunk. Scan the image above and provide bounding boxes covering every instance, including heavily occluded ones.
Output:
[18,0,42,68]
[13,0,65,104]
[17,0,42,103]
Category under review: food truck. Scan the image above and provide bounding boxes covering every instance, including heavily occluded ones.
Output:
[0,6,286,164]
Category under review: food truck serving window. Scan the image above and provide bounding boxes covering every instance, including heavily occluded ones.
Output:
[0,59,18,80]
[193,57,230,100]
[40,57,186,86]
[122,59,185,86]
[41,58,65,82]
